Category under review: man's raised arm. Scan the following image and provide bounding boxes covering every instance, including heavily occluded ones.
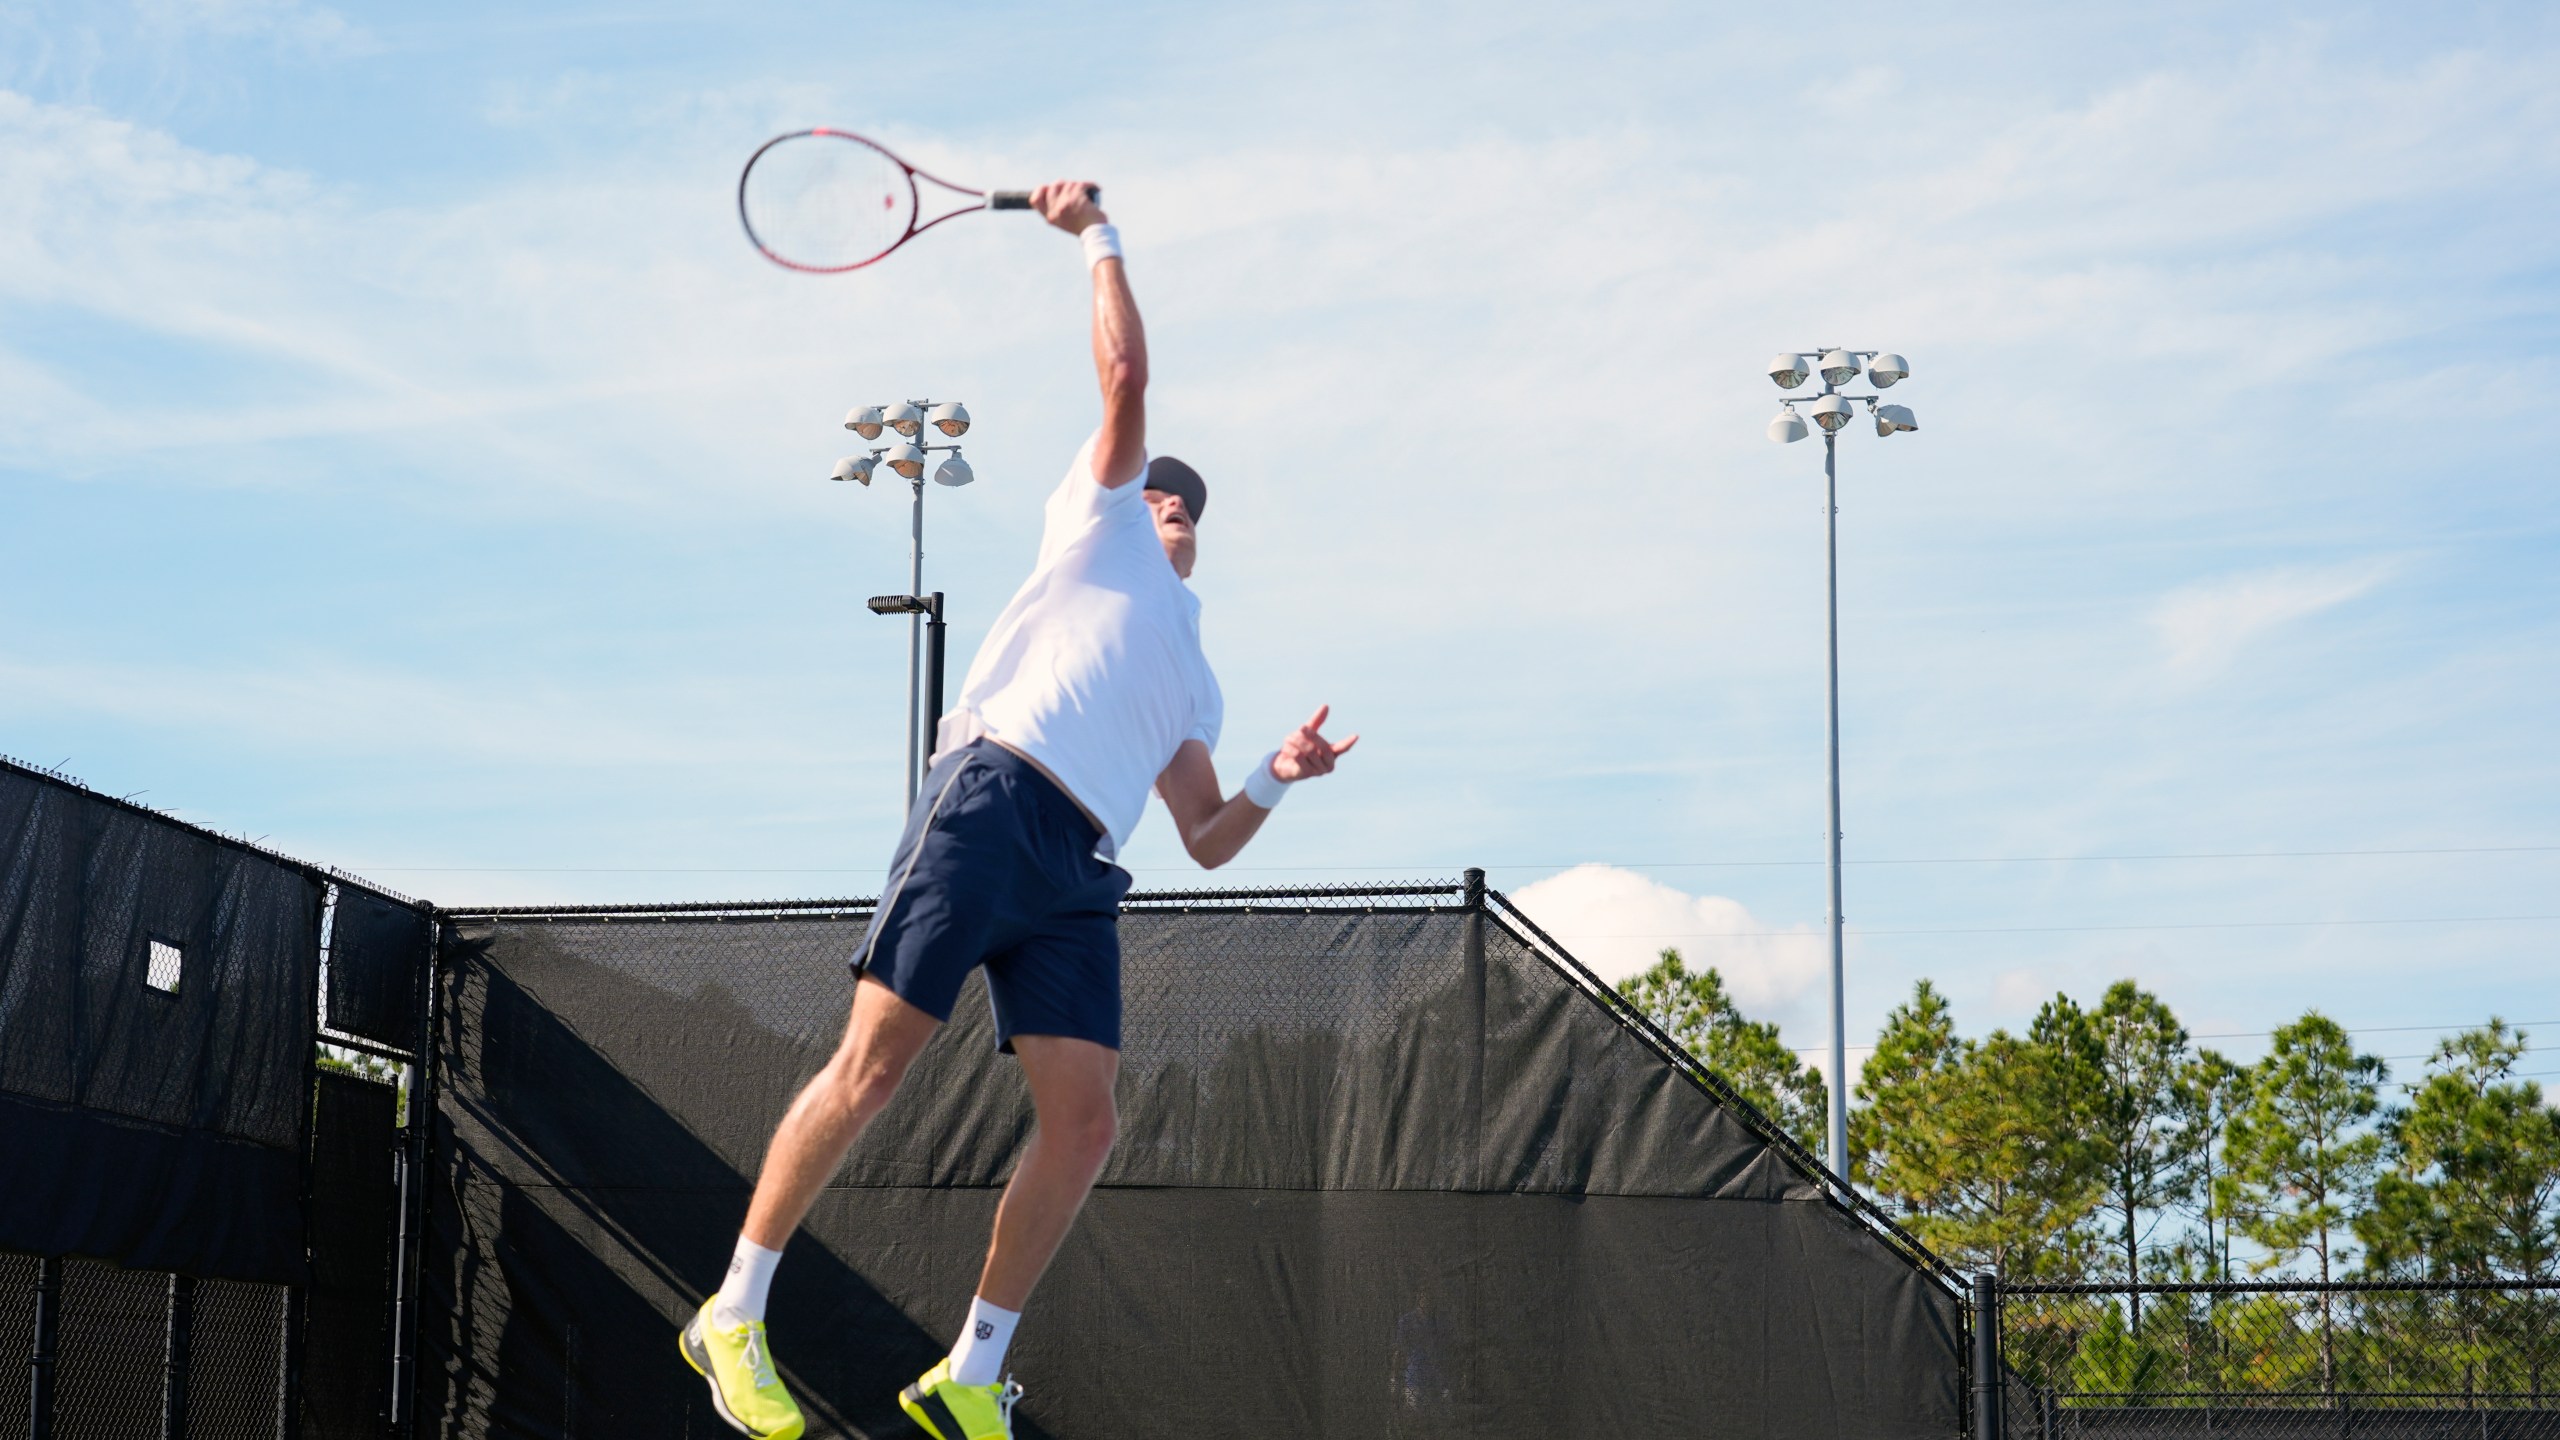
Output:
[1034,180,1146,488]
[1155,707,1360,871]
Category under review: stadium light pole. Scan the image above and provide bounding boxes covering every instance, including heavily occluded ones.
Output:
[1764,348,1915,1187]
[833,399,977,812]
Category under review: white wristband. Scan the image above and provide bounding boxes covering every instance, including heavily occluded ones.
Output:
[1243,750,1292,810]
[1080,222,1123,269]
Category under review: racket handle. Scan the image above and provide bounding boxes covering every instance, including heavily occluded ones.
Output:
[987,184,1101,211]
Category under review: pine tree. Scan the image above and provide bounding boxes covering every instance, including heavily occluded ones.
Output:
[2024,993,2112,1274]
[1855,983,2105,1278]
[1852,980,1963,1205]
[2360,1021,2560,1282]
[2356,1023,2560,1395]
[2088,982,2205,1325]
[1620,948,1829,1155]
[2183,1049,2248,1284]
[2223,1012,2387,1389]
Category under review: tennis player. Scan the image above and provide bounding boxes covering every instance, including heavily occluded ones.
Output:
[680,180,1356,1440]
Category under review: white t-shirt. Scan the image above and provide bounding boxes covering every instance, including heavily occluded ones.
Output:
[933,434,1223,858]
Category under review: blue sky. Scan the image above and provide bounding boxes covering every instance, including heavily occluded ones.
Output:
[4,0,2556,1091]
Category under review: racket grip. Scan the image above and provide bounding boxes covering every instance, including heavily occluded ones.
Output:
[987,184,1101,210]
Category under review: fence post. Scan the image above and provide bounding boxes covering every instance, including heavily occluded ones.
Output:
[30,1256,59,1440]
[924,593,947,747]
[392,922,446,1439]
[279,1284,306,1440]
[163,1274,193,1440]
[1458,868,1489,1190]
[1973,1271,2003,1440]
[390,1101,415,1437]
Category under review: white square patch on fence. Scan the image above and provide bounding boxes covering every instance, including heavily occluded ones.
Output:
[146,938,184,993]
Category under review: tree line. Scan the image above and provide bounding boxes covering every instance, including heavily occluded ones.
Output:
[1621,950,2560,1288]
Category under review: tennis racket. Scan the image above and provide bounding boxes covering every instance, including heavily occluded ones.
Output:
[738,129,1098,274]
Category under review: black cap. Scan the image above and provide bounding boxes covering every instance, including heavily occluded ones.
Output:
[1143,455,1207,522]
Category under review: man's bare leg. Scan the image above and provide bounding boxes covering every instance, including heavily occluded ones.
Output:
[684,978,937,1440]
[741,975,941,1249]
[974,1034,1120,1309]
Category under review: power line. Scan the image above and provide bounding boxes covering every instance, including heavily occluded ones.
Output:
[1179,846,2560,871]
[1594,845,2560,870]
[1548,914,2560,939]
[2189,1020,2557,1041]
[1785,1021,2558,1058]
[347,863,942,873]
[345,843,2560,876]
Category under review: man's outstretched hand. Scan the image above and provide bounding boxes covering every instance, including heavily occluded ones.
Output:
[1272,705,1358,782]
[1033,180,1106,236]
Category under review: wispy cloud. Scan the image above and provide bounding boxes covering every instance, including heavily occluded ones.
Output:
[0,652,841,771]
[2152,560,2397,682]
[131,0,373,57]
[0,4,2553,1046]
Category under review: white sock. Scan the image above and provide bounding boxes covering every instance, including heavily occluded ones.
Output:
[712,1236,783,1328]
[947,1296,1020,1386]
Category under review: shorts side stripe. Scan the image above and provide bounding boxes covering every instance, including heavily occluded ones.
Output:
[852,752,976,975]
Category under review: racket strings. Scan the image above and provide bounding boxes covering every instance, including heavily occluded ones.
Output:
[741,135,917,272]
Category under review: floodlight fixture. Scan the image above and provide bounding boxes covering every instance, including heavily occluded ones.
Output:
[832,393,987,820]
[1751,340,1922,1190]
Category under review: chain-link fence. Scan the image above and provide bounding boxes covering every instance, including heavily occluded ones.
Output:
[4,1090,403,1440]
[1984,1279,2560,1440]
[4,1254,296,1440]
[425,876,1968,1440]
[2,757,432,1440]
[51,1259,173,1440]
[4,1061,408,1439]
[6,727,1972,1440]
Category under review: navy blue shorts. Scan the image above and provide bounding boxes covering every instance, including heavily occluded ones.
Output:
[852,739,1132,1052]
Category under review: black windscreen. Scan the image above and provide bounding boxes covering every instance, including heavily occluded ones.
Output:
[327,886,434,1052]
[0,762,324,1282]
[421,899,1962,1440]
[305,1069,401,1440]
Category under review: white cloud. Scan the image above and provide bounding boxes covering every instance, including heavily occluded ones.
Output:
[0,651,840,771]
[2151,560,2396,681]
[1508,864,1823,1023]
[131,0,372,57]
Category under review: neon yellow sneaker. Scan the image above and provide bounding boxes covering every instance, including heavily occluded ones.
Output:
[898,1358,1024,1440]
[678,1299,806,1440]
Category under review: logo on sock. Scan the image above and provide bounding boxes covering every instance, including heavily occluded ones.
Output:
[975,1320,994,1340]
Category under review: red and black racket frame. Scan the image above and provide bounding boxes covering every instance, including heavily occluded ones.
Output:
[737,128,1055,274]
